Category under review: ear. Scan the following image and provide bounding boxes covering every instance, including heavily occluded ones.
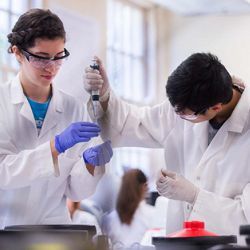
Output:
[11,45,24,63]
[211,103,222,112]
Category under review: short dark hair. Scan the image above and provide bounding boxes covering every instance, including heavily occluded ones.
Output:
[166,53,233,113]
[7,8,66,53]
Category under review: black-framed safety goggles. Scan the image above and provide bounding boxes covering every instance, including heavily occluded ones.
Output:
[22,48,70,69]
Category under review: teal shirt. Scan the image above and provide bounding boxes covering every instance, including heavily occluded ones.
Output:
[27,96,51,133]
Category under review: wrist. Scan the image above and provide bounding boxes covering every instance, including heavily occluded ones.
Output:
[99,88,110,102]
[83,152,90,164]
[86,163,95,176]
[50,139,60,176]
[54,135,64,154]
[51,138,60,156]
[189,186,200,205]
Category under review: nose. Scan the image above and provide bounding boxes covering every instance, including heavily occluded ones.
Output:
[44,61,57,73]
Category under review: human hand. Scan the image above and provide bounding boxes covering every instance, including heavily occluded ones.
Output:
[156,169,199,204]
[83,140,113,166]
[84,56,110,102]
[55,122,100,154]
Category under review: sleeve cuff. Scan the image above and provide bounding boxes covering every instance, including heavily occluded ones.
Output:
[191,188,209,214]
[36,141,57,177]
[105,90,130,133]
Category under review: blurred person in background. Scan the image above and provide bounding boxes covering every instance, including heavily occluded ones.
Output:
[67,172,120,235]
[102,169,155,248]
[67,199,101,234]
[0,8,113,228]
[89,172,120,215]
[84,53,250,238]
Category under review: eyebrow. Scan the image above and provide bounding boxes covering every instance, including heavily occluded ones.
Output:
[32,50,65,56]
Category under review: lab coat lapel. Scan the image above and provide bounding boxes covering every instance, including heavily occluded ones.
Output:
[10,75,37,127]
[197,84,250,168]
[38,87,63,138]
[226,85,250,133]
[197,122,229,167]
[20,99,37,126]
[192,121,209,155]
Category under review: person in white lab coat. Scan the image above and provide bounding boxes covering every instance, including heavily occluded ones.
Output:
[67,199,102,234]
[0,9,113,229]
[84,53,250,238]
[102,169,155,248]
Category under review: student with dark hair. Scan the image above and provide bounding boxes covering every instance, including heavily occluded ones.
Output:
[166,53,233,116]
[84,53,249,238]
[0,8,113,228]
[103,169,154,247]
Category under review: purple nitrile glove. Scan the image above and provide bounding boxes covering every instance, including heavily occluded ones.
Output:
[83,140,113,166]
[55,122,100,154]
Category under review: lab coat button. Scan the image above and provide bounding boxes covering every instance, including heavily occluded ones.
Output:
[196,176,200,181]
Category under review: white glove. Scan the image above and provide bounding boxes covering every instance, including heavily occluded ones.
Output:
[84,56,110,102]
[156,169,199,204]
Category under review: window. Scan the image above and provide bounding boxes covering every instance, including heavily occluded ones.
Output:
[0,0,43,83]
[107,0,155,103]
[107,0,156,179]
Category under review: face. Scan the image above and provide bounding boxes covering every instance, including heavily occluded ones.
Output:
[14,38,67,89]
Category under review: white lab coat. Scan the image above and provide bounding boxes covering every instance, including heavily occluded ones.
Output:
[0,75,104,229]
[103,201,155,247]
[88,87,250,237]
[72,209,101,235]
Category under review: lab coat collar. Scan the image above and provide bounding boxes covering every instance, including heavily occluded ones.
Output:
[10,74,64,137]
[10,74,64,113]
[193,84,250,139]
[193,84,250,168]
[192,121,209,154]
[51,86,64,113]
[226,84,250,133]
[39,89,62,138]
[10,74,26,104]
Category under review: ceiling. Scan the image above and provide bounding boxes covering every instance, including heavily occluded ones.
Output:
[149,0,250,15]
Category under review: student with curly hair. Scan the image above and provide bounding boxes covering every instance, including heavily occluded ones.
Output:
[0,8,113,228]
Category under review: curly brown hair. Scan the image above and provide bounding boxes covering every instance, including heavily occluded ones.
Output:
[116,169,147,225]
[7,8,66,53]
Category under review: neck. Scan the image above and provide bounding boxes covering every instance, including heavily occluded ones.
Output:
[19,72,51,103]
[214,89,241,123]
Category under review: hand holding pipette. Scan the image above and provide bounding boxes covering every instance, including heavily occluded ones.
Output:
[84,57,111,117]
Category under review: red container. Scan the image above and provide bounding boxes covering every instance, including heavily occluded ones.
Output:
[168,221,217,237]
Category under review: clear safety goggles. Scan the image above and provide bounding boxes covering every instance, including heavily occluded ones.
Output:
[175,107,208,121]
[22,48,70,69]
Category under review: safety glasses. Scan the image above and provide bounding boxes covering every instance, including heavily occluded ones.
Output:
[175,107,208,121]
[22,48,70,69]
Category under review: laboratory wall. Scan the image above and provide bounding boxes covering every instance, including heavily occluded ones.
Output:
[155,11,250,101]
[3,1,250,103]
[46,0,107,60]
[44,0,107,100]
[43,0,165,104]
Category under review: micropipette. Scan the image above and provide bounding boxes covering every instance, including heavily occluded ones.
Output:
[90,59,100,123]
